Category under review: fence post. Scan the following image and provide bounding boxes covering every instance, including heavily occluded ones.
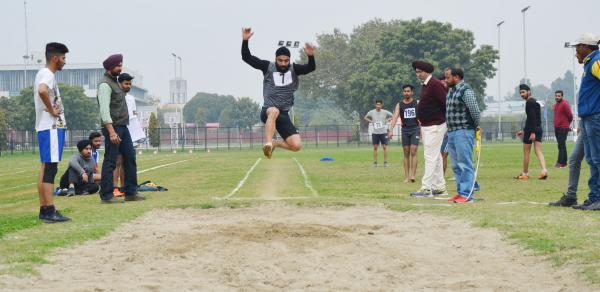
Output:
[337,125,340,147]
[181,127,184,151]
[250,126,253,149]
[315,126,319,148]
[204,127,207,151]
[239,127,242,150]
[194,126,197,151]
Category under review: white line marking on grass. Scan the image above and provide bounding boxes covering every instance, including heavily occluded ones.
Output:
[223,158,262,199]
[496,201,547,205]
[292,157,318,197]
[412,203,453,207]
[0,182,36,192]
[137,159,189,174]
[0,170,26,177]
[214,196,312,201]
[496,202,519,205]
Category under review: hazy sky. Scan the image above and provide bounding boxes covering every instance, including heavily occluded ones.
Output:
[1,0,597,104]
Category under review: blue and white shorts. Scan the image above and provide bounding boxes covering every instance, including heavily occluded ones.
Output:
[38,129,65,163]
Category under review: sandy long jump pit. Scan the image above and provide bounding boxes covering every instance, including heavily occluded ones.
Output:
[0,204,591,291]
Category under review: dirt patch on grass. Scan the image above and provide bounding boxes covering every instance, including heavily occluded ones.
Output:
[0,205,591,291]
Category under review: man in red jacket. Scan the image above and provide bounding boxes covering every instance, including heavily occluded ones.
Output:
[553,90,574,168]
[410,61,448,197]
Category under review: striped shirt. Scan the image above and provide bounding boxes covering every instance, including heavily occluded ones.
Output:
[445,81,480,132]
[241,40,315,111]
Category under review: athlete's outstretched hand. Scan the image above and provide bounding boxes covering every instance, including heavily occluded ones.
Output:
[304,43,316,56]
[242,27,254,41]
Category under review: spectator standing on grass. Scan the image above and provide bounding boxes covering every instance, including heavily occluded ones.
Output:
[97,54,144,204]
[389,84,419,182]
[410,61,448,198]
[553,90,573,168]
[567,33,600,210]
[365,99,393,167]
[549,125,585,207]
[34,42,71,223]
[112,73,139,198]
[438,74,450,176]
[514,84,548,180]
[443,68,480,203]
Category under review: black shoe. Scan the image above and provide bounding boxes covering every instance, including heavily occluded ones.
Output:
[572,200,591,210]
[101,197,125,204]
[66,187,75,197]
[40,210,71,223]
[549,194,577,207]
[125,194,146,202]
[582,201,600,211]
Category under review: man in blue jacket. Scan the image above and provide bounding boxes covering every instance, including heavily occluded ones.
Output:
[568,33,600,210]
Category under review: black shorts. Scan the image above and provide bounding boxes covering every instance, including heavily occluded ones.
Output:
[260,107,299,140]
[401,127,420,146]
[372,133,389,145]
[522,129,543,144]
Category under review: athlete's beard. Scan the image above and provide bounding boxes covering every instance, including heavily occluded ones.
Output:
[276,64,289,73]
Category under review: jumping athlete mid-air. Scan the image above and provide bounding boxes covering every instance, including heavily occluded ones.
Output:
[241,27,316,158]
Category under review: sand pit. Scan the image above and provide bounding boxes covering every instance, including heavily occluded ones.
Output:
[0,205,592,291]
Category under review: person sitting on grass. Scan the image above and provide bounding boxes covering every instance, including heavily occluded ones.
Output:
[58,140,99,196]
[89,131,102,183]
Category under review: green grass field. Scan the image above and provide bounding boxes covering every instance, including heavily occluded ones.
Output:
[2,142,600,284]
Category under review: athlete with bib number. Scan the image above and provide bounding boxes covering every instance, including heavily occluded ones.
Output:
[241,27,316,158]
[365,99,393,167]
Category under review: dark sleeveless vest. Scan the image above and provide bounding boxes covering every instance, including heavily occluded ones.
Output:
[98,73,129,126]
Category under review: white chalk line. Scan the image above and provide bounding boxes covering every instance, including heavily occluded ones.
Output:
[0,182,36,192]
[292,157,318,197]
[0,170,27,177]
[137,159,189,174]
[496,201,547,205]
[214,196,312,201]
[222,158,262,200]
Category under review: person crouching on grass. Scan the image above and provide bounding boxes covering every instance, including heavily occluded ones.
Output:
[57,140,100,196]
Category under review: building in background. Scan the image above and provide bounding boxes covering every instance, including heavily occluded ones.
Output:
[0,53,150,105]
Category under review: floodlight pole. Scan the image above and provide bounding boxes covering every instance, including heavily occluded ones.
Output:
[497,20,505,140]
[177,56,183,78]
[171,53,177,78]
[23,0,30,90]
[521,6,531,81]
